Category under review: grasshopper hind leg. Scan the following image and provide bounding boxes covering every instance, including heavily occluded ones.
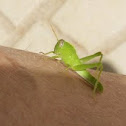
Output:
[79,52,103,93]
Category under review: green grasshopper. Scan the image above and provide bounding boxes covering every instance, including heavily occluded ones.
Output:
[43,26,103,93]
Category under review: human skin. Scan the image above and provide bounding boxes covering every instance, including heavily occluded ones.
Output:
[0,46,126,126]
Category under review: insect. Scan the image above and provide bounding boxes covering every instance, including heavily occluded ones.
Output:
[43,25,103,94]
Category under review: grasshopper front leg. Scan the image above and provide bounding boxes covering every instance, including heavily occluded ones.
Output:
[39,51,54,55]
[39,51,60,59]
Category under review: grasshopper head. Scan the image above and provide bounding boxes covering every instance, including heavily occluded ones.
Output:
[54,39,65,55]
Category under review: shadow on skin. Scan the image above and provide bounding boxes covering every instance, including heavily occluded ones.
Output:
[102,61,117,73]
[91,61,117,73]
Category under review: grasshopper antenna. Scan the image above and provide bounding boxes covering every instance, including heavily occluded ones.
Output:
[50,24,59,41]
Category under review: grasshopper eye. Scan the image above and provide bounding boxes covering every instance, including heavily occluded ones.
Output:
[59,39,64,47]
